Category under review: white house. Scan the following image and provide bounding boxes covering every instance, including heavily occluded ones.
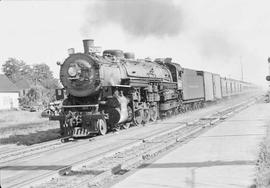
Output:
[0,74,19,110]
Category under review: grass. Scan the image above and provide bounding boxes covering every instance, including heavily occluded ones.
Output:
[0,128,61,145]
[255,122,270,187]
[0,110,60,145]
[0,110,46,128]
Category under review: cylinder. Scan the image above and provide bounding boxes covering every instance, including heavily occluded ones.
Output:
[83,39,94,54]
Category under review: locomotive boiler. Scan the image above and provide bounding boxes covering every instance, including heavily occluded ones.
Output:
[53,39,183,138]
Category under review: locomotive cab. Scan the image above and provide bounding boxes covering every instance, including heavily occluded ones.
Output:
[155,58,183,91]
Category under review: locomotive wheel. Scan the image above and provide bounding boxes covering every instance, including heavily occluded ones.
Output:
[122,122,131,129]
[183,107,187,112]
[150,106,158,122]
[127,106,133,122]
[134,109,143,126]
[143,109,150,124]
[173,108,178,115]
[178,107,184,114]
[193,103,197,110]
[195,103,199,110]
[167,110,173,117]
[97,119,107,135]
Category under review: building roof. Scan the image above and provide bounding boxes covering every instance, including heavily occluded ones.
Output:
[15,79,31,90]
[0,74,20,92]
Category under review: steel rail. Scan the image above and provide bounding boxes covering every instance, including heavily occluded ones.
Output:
[0,94,260,188]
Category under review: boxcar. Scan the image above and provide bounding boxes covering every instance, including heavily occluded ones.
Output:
[227,79,235,95]
[182,68,205,102]
[221,77,229,97]
[226,79,232,95]
[203,71,215,101]
[230,79,238,95]
[212,74,222,99]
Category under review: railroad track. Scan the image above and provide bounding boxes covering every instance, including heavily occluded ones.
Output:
[70,97,258,188]
[0,140,61,163]
[0,94,259,188]
[0,94,256,164]
[33,96,258,188]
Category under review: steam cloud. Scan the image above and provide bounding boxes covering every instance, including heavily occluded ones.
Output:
[81,0,182,37]
[81,0,242,64]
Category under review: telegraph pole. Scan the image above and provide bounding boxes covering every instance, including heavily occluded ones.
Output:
[240,56,243,81]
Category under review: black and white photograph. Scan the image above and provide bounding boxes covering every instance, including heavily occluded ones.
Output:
[0,0,269,187]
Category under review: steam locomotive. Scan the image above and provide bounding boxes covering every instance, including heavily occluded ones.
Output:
[51,39,253,139]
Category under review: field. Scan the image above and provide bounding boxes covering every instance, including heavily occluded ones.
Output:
[0,110,60,145]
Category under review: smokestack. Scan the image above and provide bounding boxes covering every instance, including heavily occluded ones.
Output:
[83,39,94,54]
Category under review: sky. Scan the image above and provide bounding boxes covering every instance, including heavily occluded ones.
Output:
[0,0,270,87]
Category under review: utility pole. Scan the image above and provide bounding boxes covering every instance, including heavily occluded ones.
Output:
[240,56,243,81]
[266,58,270,102]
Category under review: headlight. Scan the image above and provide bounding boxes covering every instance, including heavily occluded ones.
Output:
[68,66,77,77]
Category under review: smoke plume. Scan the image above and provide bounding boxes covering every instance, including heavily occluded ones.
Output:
[81,0,182,37]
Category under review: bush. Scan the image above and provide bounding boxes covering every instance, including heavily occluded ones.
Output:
[2,59,60,108]
[19,86,57,108]
[255,127,270,187]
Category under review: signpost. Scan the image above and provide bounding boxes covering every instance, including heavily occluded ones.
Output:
[267,57,270,81]
[266,58,270,102]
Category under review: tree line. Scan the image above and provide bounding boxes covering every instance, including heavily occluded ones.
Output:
[2,58,60,108]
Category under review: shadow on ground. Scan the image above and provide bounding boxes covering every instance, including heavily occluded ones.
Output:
[139,160,255,169]
[0,128,61,145]
[0,165,68,171]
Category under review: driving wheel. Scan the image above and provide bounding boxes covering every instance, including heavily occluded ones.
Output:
[97,119,107,135]
[134,109,143,126]
[143,109,150,124]
[150,106,158,122]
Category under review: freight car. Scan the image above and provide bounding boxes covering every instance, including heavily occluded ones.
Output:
[50,39,255,140]
[212,73,222,99]
[180,68,204,112]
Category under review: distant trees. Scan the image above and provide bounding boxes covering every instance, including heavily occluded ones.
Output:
[2,58,60,107]
[2,58,31,83]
